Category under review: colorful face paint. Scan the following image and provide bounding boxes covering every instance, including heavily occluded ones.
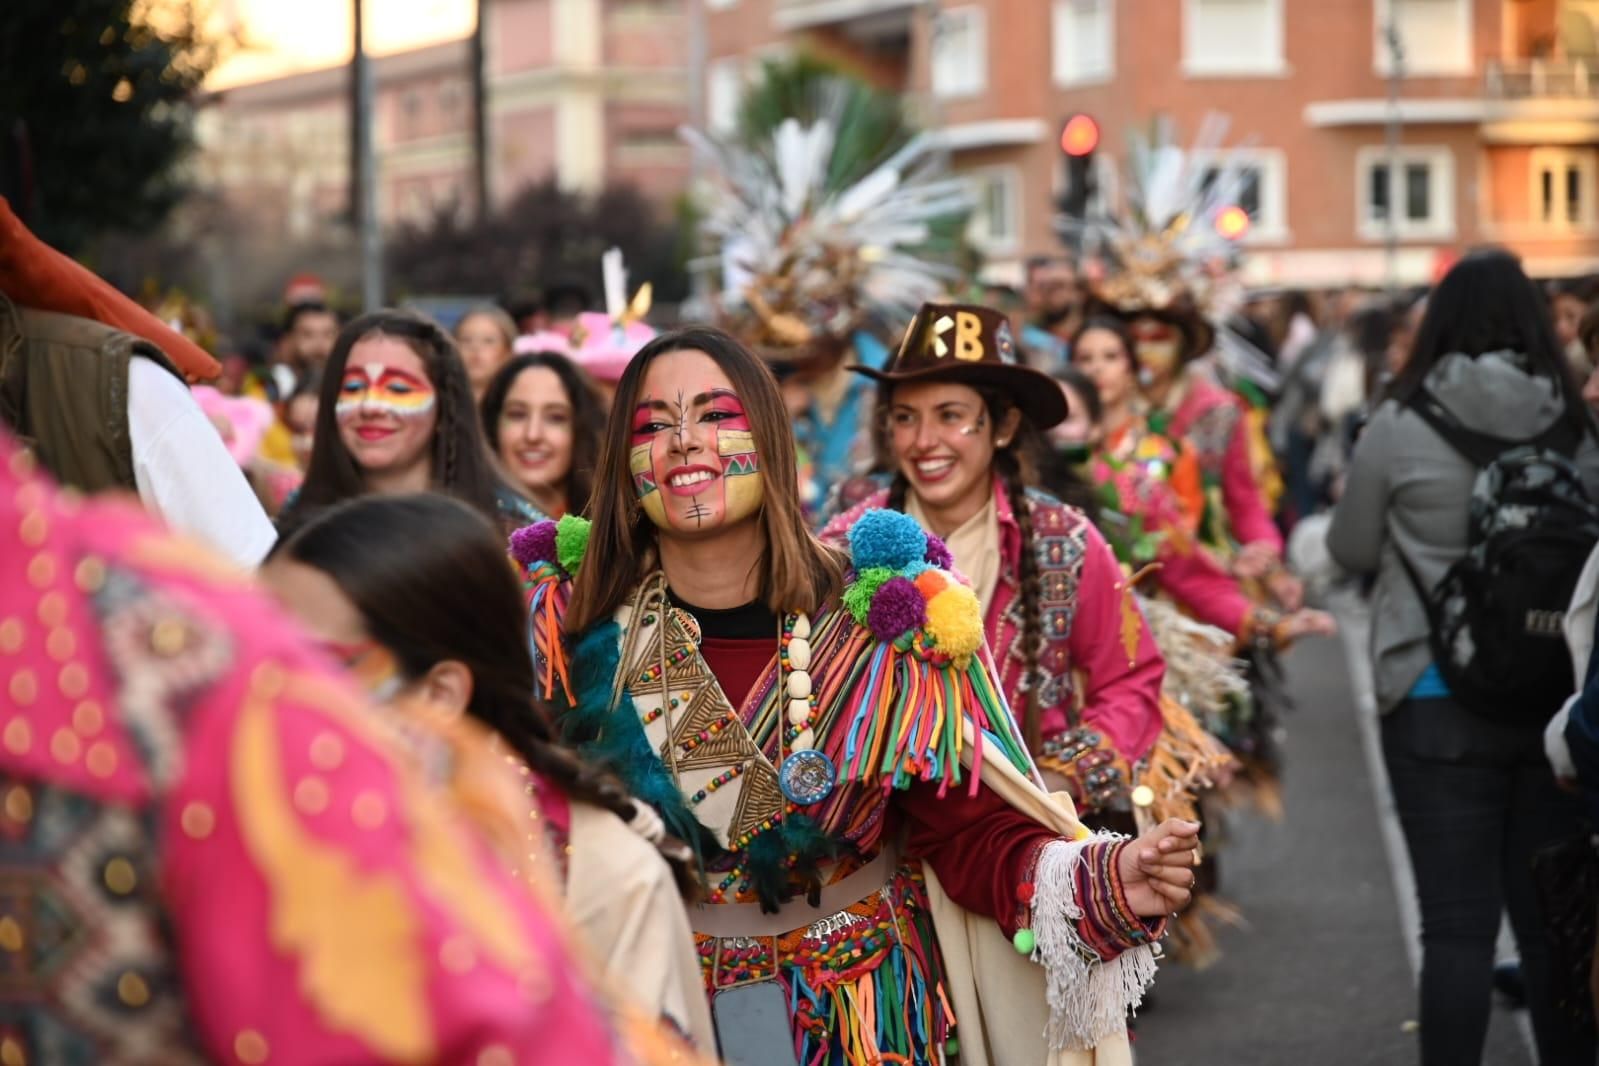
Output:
[335,362,437,422]
[630,353,764,536]
[1130,318,1181,383]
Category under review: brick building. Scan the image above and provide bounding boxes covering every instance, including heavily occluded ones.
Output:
[699,0,1599,285]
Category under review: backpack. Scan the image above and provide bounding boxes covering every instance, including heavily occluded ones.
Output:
[1396,388,1599,725]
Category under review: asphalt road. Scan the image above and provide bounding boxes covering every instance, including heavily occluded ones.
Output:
[1131,594,1535,1065]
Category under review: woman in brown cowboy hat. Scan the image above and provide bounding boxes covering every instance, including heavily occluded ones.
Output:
[823,302,1175,825]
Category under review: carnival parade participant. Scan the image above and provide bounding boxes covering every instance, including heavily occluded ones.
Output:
[480,351,607,520]
[454,303,518,403]
[262,492,715,1050]
[1066,317,1335,652]
[820,303,1166,826]
[514,325,1202,1065]
[0,433,690,1065]
[279,308,544,534]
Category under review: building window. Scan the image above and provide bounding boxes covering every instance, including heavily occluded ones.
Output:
[1194,148,1289,242]
[1053,0,1114,87]
[1531,148,1598,230]
[1356,146,1456,239]
[1183,0,1284,76]
[932,8,987,98]
[1375,0,1471,76]
[707,57,743,135]
[966,167,1020,253]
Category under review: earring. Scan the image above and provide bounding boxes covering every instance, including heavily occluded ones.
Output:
[997,437,1011,448]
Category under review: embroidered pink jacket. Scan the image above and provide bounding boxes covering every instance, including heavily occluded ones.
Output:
[0,437,631,1065]
[823,480,1164,765]
[1163,374,1283,554]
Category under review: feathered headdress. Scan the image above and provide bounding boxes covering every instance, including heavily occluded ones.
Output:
[682,58,973,356]
[1067,113,1277,387]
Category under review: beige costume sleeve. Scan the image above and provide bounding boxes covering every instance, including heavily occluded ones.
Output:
[565,801,716,1054]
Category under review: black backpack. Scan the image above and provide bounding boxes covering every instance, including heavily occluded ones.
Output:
[1397,389,1599,724]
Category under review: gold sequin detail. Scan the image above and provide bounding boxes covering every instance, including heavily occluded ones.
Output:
[2,720,30,755]
[104,857,137,895]
[0,916,23,952]
[351,791,387,830]
[293,777,329,815]
[57,664,88,700]
[234,1031,269,1064]
[440,935,476,974]
[0,619,21,654]
[181,802,216,839]
[149,618,187,657]
[116,971,150,1008]
[4,786,32,823]
[309,732,344,771]
[36,593,66,627]
[73,700,104,736]
[18,512,45,548]
[50,729,81,764]
[44,628,74,663]
[0,1034,24,1065]
[7,671,36,707]
[86,742,118,779]
[73,557,106,593]
[26,555,56,589]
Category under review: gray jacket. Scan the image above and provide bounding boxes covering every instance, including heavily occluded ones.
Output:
[1327,351,1599,712]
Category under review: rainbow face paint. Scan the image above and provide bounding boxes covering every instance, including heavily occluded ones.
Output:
[629,369,763,534]
[335,362,437,422]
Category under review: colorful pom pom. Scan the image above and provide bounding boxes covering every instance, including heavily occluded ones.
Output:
[509,520,559,568]
[866,577,927,643]
[555,514,592,574]
[924,584,983,663]
[1012,928,1036,955]
[923,533,954,570]
[842,566,896,625]
[848,509,928,572]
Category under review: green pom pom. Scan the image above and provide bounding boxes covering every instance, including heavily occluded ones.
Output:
[841,566,895,624]
[555,514,592,574]
[944,1038,960,1056]
[1012,928,1036,955]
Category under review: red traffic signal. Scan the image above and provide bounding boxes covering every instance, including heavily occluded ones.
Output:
[1060,114,1100,158]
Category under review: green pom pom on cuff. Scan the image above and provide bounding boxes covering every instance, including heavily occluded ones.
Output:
[1011,928,1036,955]
[555,514,592,574]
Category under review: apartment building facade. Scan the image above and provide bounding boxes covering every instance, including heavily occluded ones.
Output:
[700,0,1599,285]
[195,0,689,241]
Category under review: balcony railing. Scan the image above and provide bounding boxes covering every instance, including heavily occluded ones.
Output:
[1485,59,1599,99]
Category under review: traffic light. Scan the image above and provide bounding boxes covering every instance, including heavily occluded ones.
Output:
[1214,204,1251,241]
[1059,114,1099,220]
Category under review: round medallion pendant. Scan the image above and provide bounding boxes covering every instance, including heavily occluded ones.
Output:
[778,749,837,806]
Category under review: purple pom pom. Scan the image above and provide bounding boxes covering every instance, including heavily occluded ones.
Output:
[867,577,927,643]
[923,534,953,570]
[509,520,560,568]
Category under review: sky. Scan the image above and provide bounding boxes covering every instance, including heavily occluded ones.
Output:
[204,0,474,90]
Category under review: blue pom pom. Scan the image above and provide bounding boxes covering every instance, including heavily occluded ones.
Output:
[848,509,928,572]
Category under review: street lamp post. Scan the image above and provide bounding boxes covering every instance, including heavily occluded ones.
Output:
[353,0,383,311]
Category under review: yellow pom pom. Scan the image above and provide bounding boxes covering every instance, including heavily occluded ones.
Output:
[925,584,984,664]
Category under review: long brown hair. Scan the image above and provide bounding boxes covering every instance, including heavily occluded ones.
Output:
[284,309,504,529]
[566,326,845,634]
[882,382,1049,751]
[479,351,606,516]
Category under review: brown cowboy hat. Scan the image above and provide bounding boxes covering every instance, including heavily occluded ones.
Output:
[848,302,1069,429]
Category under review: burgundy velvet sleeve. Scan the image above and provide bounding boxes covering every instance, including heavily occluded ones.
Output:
[898,777,1057,938]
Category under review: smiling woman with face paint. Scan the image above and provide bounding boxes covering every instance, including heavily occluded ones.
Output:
[513,324,1203,1066]
[822,303,1169,830]
[280,309,543,535]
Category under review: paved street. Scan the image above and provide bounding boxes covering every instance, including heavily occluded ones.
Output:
[1132,592,1535,1065]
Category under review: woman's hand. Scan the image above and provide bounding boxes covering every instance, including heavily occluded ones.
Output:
[1267,568,1306,611]
[1276,608,1337,645]
[1116,818,1202,917]
[1232,541,1278,581]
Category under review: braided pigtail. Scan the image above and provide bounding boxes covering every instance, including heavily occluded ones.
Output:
[995,447,1045,752]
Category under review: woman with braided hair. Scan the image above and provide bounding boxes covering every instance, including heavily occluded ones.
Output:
[821,303,1166,827]
[278,309,543,536]
[261,491,714,1050]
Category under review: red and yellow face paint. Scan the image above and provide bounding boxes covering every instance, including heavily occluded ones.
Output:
[629,379,763,535]
[335,363,437,423]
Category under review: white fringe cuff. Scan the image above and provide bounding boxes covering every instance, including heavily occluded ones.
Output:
[1030,834,1160,1051]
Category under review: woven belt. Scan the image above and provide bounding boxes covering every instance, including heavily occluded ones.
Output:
[690,851,896,939]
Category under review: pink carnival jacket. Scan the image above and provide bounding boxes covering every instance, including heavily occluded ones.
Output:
[0,437,632,1065]
[1162,374,1283,554]
[1092,439,1257,641]
[823,481,1164,766]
